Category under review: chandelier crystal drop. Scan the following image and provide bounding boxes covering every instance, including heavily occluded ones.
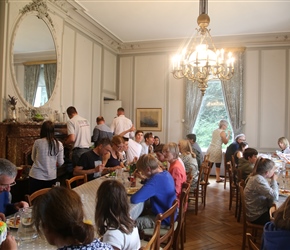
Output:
[171,0,234,96]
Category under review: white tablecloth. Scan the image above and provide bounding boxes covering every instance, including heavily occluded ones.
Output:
[11,175,144,250]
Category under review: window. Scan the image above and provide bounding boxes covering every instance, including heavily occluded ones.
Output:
[34,65,48,107]
[193,80,232,150]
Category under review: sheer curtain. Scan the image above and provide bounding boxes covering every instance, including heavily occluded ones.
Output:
[221,49,245,135]
[44,63,57,99]
[24,65,40,105]
[184,80,203,135]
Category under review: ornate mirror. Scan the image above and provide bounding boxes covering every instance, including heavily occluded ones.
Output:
[11,0,58,107]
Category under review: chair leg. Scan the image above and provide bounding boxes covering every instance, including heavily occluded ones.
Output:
[242,225,246,250]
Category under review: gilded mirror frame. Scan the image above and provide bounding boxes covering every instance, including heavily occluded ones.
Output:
[10,0,60,108]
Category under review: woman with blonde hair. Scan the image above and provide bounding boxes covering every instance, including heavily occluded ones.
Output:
[206,119,230,183]
[277,137,290,154]
[178,139,199,189]
[163,142,187,202]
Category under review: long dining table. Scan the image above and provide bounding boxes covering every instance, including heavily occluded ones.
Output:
[10,174,144,250]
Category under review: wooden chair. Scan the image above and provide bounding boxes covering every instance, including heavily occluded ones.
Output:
[199,163,211,207]
[246,233,259,250]
[139,220,161,250]
[239,181,264,250]
[25,188,51,206]
[65,174,87,189]
[143,200,178,250]
[228,162,238,211]
[269,204,277,221]
[188,165,202,215]
[224,153,230,189]
[173,182,190,250]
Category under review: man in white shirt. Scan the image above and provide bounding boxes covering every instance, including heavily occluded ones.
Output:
[65,106,91,167]
[110,107,134,139]
[140,132,154,155]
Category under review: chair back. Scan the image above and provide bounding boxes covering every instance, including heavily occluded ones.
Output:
[25,188,51,206]
[155,200,178,250]
[65,174,87,189]
[140,220,161,250]
[238,180,246,224]
[173,182,190,250]
[269,204,277,221]
[246,233,259,250]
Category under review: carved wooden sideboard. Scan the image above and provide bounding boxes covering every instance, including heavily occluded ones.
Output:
[0,122,68,166]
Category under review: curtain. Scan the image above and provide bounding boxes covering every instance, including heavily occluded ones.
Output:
[184,80,203,135]
[221,49,245,135]
[24,65,40,105]
[44,63,57,99]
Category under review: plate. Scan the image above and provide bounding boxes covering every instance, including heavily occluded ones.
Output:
[279,189,290,196]
[127,187,139,196]
[6,217,20,229]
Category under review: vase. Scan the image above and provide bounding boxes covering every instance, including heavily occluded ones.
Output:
[11,107,17,122]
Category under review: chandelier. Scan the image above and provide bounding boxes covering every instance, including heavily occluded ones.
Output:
[171,0,234,96]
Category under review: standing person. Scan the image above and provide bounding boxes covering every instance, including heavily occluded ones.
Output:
[65,106,91,167]
[140,132,154,155]
[92,116,113,146]
[262,196,290,249]
[0,159,29,218]
[131,154,176,230]
[32,187,113,250]
[225,133,246,162]
[110,107,134,139]
[206,120,230,183]
[95,180,140,250]
[29,121,64,194]
[186,133,203,169]
[73,138,112,181]
[163,142,187,203]
[153,136,161,150]
[244,158,279,225]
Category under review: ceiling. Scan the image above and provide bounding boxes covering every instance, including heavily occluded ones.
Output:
[74,0,290,44]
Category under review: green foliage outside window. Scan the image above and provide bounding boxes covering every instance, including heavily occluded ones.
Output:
[193,80,232,150]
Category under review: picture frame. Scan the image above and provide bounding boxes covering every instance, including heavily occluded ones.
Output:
[136,108,162,131]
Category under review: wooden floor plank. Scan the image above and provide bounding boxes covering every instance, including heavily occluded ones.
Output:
[184,177,243,250]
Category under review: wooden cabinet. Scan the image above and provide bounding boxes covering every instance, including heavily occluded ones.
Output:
[0,122,68,166]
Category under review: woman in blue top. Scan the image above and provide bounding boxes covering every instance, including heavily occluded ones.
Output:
[131,154,176,230]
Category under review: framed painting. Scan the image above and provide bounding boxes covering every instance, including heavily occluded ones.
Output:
[136,108,162,131]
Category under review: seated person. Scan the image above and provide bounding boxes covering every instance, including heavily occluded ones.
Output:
[237,147,258,181]
[95,180,140,250]
[262,196,290,250]
[277,137,290,158]
[0,158,28,218]
[186,133,203,169]
[131,154,176,230]
[233,141,248,165]
[153,144,168,170]
[178,139,199,190]
[163,142,187,203]
[73,138,111,181]
[244,158,279,225]
[32,187,113,250]
[105,135,125,171]
[225,134,246,162]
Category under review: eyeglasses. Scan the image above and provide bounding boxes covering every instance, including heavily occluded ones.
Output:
[0,181,16,189]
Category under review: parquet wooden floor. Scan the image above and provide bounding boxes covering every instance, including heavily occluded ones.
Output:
[184,176,243,250]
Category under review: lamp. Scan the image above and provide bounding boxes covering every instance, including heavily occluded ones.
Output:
[172,0,234,96]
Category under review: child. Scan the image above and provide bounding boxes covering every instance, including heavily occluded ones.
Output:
[95,180,140,250]
[32,187,113,250]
